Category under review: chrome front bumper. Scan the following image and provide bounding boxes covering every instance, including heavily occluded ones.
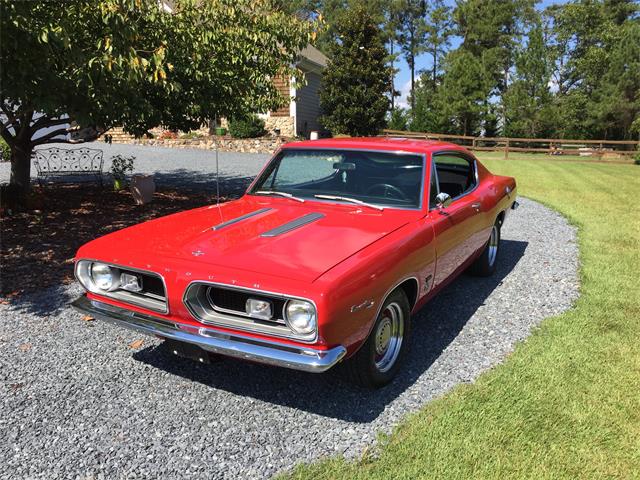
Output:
[72,296,346,373]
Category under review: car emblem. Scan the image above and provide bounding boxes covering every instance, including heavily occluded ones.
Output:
[191,250,205,257]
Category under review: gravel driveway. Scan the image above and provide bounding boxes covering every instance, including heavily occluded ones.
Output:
[0,143,269,196]
[0,146,579,479]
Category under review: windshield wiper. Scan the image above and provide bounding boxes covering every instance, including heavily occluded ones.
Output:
[255,190,305,202]
[314,194,384,211]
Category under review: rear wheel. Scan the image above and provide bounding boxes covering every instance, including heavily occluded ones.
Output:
[343,289,411,388]
[468,218,501,277]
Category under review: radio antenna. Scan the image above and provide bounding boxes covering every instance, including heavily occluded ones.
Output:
[214,115,220,206]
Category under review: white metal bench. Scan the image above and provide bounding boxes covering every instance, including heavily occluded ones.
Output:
[33,147,104,186]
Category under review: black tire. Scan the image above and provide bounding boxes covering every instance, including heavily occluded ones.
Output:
[342,288,411,388]
[468,218,501,277]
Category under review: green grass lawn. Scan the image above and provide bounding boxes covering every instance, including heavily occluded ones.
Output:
[285,156,640,479]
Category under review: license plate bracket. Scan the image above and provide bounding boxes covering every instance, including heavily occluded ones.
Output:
[164,339,211,364]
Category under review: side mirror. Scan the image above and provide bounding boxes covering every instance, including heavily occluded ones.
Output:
[435,192,453,209]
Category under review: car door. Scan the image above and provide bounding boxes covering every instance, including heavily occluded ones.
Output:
[429,152,483,287]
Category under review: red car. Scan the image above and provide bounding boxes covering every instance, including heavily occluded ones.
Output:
[73,138,517,387]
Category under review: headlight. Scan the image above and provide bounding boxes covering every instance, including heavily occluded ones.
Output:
[90,262,119,291]
[285,299,317,335]
[75,261,121,292]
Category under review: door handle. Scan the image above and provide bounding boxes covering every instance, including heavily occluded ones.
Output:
[471,202,481,211]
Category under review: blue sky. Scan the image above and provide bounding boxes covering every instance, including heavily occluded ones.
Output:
[394,0,567,108]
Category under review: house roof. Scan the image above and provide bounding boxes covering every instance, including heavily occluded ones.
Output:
[297,45,327,70]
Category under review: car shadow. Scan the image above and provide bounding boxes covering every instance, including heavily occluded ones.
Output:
[133,239,528,423]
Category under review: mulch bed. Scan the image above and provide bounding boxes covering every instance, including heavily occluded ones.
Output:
[0,184,217,299]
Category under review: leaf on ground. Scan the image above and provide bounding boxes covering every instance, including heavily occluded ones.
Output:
[18,343,32,352]
[82,315,95,322]
[129,339,144,349]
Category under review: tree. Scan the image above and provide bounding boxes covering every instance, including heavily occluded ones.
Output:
[382,0,403,111]
[589,21,640,139]
[0,0,313,203]
[319,2,390,136]
[424,0,453,89]
[545,0,639,139]
[410,74,443,133]
[273,0,351,54]
[388,107,409,131]
[454,0,535,129]
[503,18,554,137]
[435,50,489,136]
[395,0,426,111]
[408,0,452,133]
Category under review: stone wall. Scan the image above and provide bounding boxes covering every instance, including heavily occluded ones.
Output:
[263,116,295,137]
[112,135,291,154]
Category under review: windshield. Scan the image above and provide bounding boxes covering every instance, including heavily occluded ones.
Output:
[250,149,425,209]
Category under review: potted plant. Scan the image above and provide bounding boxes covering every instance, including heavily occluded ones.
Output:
[110,155,135,191]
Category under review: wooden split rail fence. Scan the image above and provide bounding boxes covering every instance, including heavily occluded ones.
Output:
[381,129,639,162]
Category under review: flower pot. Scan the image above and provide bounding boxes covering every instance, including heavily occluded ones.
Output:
[130,174,155,205]
[215,127,227,136]
[113,178,124,191]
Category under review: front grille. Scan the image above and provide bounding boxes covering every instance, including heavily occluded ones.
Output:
[183,282,316,343]
[140,274,165,298]
[207,286,286,323]
[107,268,168,313]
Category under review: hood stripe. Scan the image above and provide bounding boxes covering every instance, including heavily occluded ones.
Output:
[260,213,325,237]
[212,208,272,231]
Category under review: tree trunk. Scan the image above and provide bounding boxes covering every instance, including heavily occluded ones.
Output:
[410,54,415,111]
[432,46,437,89]
[389,41,395,111]
[9,138,32,204]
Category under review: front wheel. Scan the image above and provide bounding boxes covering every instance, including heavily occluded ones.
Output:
[468,219,501,277]
[342,289,411,388]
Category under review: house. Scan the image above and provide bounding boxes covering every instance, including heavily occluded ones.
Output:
[261,45,327,138]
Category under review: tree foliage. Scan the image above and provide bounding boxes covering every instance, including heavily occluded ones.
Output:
[0,0,314,201]
[388,107,409,131]
[408,0,638,140]
[503,20,554,137]
[319,2,390,136]
[393,0,426,110]
[545,0,639,139]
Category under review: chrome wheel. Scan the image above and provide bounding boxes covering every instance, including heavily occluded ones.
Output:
[373,302,404,373]
[487,225,499,267]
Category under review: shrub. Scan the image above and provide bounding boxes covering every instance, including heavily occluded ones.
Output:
[110,155,135,181]
[180,131,203,139]
[228,115,265,138]
[0,137,10,162]
[634,150,640,165]
[159,130,178,140]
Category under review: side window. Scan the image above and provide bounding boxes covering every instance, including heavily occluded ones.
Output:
[434,154,476,199]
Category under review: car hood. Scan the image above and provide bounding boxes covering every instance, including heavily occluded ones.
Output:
[78,197,423,283]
